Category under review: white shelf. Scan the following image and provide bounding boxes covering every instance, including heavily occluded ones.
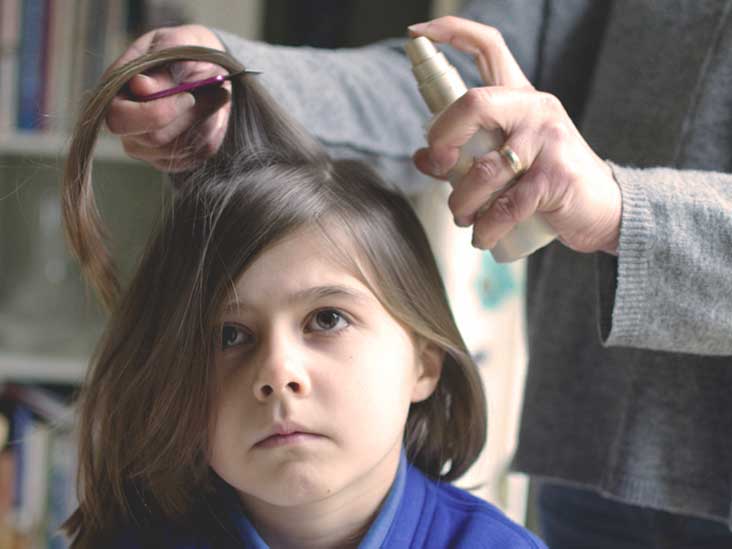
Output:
[0,131,136,163]
[0,353,86,384]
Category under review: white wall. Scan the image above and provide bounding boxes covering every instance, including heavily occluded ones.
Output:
[176,0,263,39]
[432,0,464,16]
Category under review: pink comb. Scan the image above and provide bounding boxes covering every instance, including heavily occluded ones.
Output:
[136,69,261,102]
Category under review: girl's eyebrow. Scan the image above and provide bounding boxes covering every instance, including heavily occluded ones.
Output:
[223,284,372,313]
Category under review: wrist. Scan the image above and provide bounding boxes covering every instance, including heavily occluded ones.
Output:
[599,164,622,256]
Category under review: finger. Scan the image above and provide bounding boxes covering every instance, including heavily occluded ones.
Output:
[408,16,531,88]
[122,114,222,162]
[448,145,524,225]
[412,148,451,180]
[124,86,229,148]
[106,91,196,136]
[471,168,548,249]
[110,27,222,85]
[124,133,214,170]
[122,105,228,170]
[150,118,228,173]
[126,72,172,98]
[426,87,543,174]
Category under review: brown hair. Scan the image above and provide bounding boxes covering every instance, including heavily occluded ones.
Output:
[62,46,487,546]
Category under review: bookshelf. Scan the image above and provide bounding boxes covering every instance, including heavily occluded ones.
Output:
[0,1,261,546]
[0,354,85,385]
[0,132,130,162]
[0,0,262,381]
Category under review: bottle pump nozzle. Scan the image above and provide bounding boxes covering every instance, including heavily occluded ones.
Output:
[405,36,468,114]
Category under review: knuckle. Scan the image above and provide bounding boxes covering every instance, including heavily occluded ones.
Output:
[530,168,553,195]
[537,92,563,115]
[472,154,500,182]
[105,112,122,134]
[138,96,180,129]
[146,104,176,129]
[447,191,464,217]
[541,119,570,144]
[471,227,491,250]
[461,87,490,111]
[149,27,177,48]
[483,26,506,48]
[492,194,520,224]
[440,15,462,27]
[146,128,172,147]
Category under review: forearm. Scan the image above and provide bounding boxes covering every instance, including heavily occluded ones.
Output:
[597,163,732,355]
[214,30,436,193]
[211,1,549,192]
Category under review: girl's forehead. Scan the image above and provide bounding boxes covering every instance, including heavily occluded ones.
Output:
[228,226,377,306]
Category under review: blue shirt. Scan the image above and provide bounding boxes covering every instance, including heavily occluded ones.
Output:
[113,452,547,548]
[230,452,408,548]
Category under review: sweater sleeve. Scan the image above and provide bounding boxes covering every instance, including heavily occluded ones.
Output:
[215,30,431,194]
[597,162,732,355]
[212,0,546,194]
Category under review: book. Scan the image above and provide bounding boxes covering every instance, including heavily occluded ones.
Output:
[46,429,75,549]
[45,0,77,133]
[16,0,51,130]
[0,449,17,549]
[3,386,76,548]
[0,0,21,131]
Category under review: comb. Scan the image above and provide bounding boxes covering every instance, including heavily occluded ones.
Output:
[136,69,261,102]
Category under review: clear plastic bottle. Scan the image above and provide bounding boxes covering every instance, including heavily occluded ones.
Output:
[405,36,557,262]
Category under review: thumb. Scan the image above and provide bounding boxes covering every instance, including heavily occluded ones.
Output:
[126,72,175,98]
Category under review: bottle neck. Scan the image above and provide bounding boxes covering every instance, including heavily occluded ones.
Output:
[417,64,468,114]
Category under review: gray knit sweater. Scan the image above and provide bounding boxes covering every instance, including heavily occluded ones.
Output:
[217,0,732,526]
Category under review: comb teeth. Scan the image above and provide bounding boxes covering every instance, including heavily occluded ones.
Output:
[228,69,262,78]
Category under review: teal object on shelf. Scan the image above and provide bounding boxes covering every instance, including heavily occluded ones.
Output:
[475,253,517,310]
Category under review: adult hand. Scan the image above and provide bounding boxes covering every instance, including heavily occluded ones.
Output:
[409,17,621,255]
[105,25,231,172]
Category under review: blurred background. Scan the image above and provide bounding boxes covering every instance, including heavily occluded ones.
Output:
[0,0,531,547]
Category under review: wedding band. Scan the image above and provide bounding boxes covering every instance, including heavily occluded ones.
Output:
[499,145,525,177]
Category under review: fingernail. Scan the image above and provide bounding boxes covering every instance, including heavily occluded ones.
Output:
[177,92,195,109]
[454,216,471,227]
[428,154,447,176]
[408,22,429,32]
[430,159,444,176]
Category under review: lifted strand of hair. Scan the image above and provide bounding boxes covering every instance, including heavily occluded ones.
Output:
[62,45,327,312]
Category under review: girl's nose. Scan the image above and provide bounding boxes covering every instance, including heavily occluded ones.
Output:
[253,337,312,402]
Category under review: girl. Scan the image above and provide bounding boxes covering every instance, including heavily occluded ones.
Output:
[61,47,546,548]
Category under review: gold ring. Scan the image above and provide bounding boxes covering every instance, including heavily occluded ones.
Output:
[499,145,525,177]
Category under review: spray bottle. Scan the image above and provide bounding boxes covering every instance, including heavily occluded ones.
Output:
[405,36,557,262]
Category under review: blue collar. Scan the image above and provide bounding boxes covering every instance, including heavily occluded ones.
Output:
[231,450,408,548]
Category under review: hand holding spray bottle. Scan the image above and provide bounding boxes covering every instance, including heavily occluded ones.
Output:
[405,36,557,262]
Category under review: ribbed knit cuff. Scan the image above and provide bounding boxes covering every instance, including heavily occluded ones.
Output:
[596,162,656,346]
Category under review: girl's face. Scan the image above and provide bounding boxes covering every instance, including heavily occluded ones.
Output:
[208,226,441,511]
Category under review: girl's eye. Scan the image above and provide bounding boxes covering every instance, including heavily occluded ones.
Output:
[221,325,251,349]
[307,309,350,333]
